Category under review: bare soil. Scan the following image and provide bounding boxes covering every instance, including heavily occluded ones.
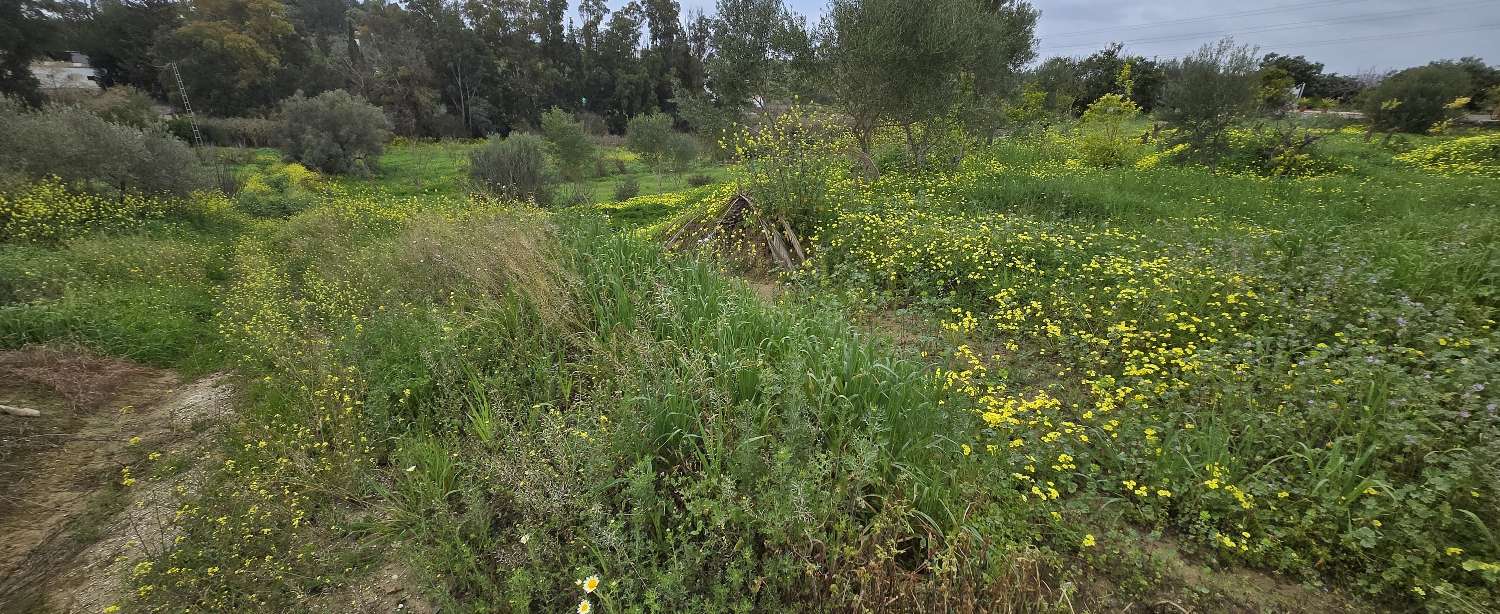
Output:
[0,346,230,613]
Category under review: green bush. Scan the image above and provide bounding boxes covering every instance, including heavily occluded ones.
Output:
[626,112,674,175]
[664,132,700,174]
[1221,125,1343,177]
[468,132,553,205]
[171,116,279,148]
[0,102,209,196]
[540,107,595,183]
[275,90,390,174]
[686,173,714,188]
[48,85,160,129]
[1156,40,1259,160]
[1075,93,1143,167]
[1360,64,1472,134]
[198,117,279,148]
[612,175,640,201]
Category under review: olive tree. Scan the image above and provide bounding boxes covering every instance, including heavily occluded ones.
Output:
[1155,39,1260,162]
[626,112,675,183]
[0,101,209,196]
[276,90,391,174]
[826,0,1037,167]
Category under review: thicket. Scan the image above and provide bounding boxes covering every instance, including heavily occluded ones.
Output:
[0,99,209,196]
[1361,64,1473,135]
[169,116,280,148]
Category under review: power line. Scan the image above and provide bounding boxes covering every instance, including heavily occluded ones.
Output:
[1055,22,1500,61]
[1037,0,1494,54]
[1238,22,1500,51]
[1041,0,1366,40]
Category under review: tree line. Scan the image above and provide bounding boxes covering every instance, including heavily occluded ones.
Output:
[4,0,821,137]
[2,0,1496,145]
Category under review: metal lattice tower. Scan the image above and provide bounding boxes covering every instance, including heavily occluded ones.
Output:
[169,63,203,148]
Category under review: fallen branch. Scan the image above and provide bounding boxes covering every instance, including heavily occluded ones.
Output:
[2,404,41,417]
[779,218,807,263]
[760,219,796,271]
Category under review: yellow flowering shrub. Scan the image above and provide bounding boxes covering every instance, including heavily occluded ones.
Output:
[1394,134,1500,177]
[0,177,236,243]
[1,177,169,243]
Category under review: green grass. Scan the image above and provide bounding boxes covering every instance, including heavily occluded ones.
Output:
[808,125,1500,610]
[576,147,731,203]
[0,225,234,372]
[5,122,1499,613]
[331,140,479,199]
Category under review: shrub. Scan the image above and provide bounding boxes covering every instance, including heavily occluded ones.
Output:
[1360,64,1472,134]
[468,132,552,205]
[235,162,321,217]
[49,85,160,128]
[664,132,700,174]
[1074,93,1143,167]
[613,176,640,201]
[1156,40,1259,161]
[730,105,849,230]
[626,113,675,175]
[1393,133,1500,177]
[1223,125,1342,177]
[275,90,390,174]
[0,103,209,196]
[541,107,595,183]
[686,173,714,188]
[191,117,279,148]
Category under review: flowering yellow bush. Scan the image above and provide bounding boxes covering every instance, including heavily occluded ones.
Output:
[1394,134,1500,177]
[1,177,170,243]
[0,177,236,243]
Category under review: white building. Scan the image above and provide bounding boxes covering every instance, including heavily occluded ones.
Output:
[30,52,101,91]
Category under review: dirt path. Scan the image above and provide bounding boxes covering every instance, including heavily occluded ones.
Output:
[0,347,231,613]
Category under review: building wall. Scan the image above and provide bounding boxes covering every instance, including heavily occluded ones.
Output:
[31,60,101,91]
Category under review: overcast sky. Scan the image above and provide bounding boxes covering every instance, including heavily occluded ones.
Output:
[623,0,1500,75]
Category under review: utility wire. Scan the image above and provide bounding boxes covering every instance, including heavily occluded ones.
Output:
[1053,22,1500,61]
[1037,0,1494,53]
[1041,0,1367,40]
